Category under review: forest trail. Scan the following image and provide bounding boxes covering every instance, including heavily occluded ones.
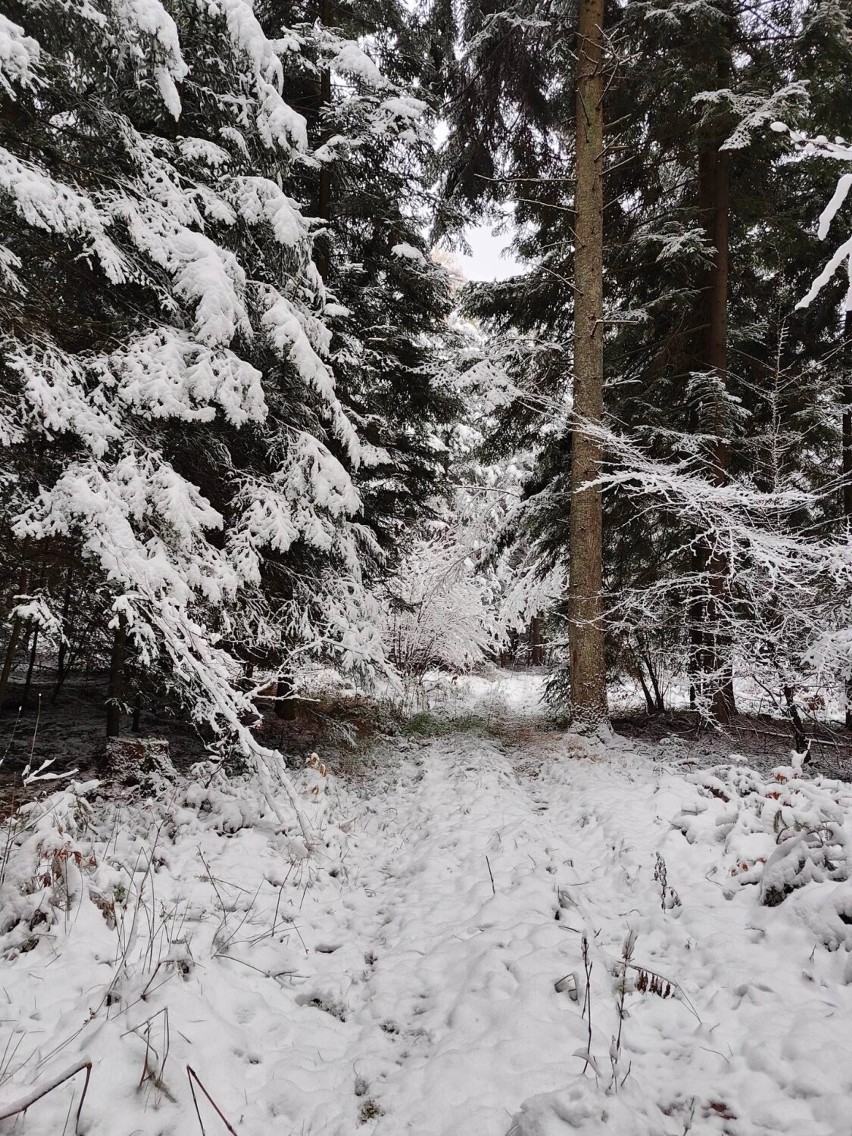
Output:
[2,733,852,1135]
[311,735,852,1136]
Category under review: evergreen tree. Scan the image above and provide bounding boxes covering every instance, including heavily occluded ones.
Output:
[0,0,388,804]
[258,0,461,550]
[439,0,852,721]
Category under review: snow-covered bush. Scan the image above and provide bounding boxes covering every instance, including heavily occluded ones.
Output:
[380,537,498,693]
[677,760,852,944]
[0,782,106,957]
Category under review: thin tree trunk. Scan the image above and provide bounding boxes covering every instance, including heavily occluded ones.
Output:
[53,618,94,701]
[22,628,39,711]
[315,0,333,279]
[105,618,127,738]
[843,312,852,522]
[568,0,608,731]
[635,658,656,716]
[53,569,74,701]
[0,617,24,709]
[276,672,297,721]
[842,311,852,728]
[782,685,809,757]
[698,107,736,725]
[0,568,31,709]
[688,569,703,711]
[642,652,665,713]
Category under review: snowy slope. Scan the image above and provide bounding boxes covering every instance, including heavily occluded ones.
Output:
[1,731,852,1134]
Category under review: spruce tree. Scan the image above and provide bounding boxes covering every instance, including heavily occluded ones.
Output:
[0,0,383,797]
[440,0,852,721]
[255,0,461,551]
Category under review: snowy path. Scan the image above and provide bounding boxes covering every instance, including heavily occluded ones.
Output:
[305,736,852,1136]
[3,733,852,1134]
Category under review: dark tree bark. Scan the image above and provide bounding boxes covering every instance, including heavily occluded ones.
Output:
[688,574,703,712]
[275,672,298,721]
[0,617,24,710]
[105,618,127,738]
[782,685,809,757]
[842,312,852,728]
[843,312,852,522]
[315,0,333,279]
[635,660,656,716]
[0,568,30,709]
[21,628,39,711]
[697,95,736,724]
[568,0,608,730]
[53,568,74,701]
[642,652,665,713]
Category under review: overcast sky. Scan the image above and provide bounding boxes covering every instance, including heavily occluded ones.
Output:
[454,222,523,281]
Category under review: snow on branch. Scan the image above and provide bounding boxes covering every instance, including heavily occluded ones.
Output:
[111,0,188,118]
[111,329,266,426]
[0,0,412,838]
[0,15,39,98]
[771,123,852,311]
[692,84,808,151]
[0,149,127,282]
[261,289,360,463]
[230,177,309,247]
[380,537,499,683]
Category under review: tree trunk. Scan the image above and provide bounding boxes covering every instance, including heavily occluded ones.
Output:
[842,312,852,728]
[22,628,39,711]
[568,0,608,731]
[53,569,74,701]
[276,672,297,721]
[843,311,852,522]
[105,618,127,738]
[782,685,809,757]
[0,617,24,710]
[635,658,656,716]
[642,652,665,713]
[688,567,703,711]
[698,112,736,724]
[315,0,333,279]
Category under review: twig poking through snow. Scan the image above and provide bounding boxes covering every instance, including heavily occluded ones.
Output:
[486,854,496,895]
[580,933,594,1077]
[187,1064,240,1135]
[0,1057,92,1134]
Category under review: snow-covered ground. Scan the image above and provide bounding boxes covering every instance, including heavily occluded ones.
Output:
[2,709,852,1134]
